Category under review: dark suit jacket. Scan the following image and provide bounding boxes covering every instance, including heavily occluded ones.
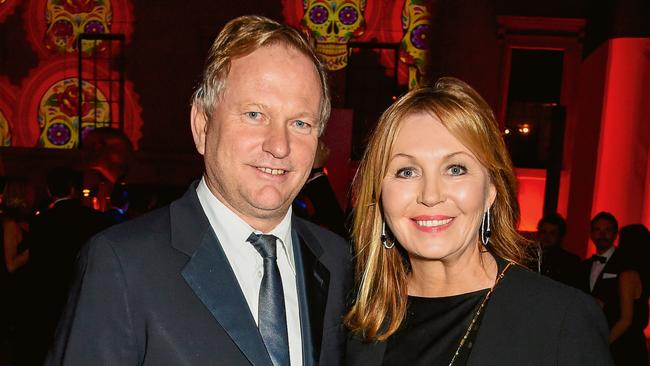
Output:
[580,249,626,326]
[346,263,613,366]
[21,199,108,360]
[540,246,581,287]
[47,184,353,365]
[27,199,109,294]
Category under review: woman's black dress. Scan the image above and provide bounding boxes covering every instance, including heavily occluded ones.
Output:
[610,273,650,366]
[382,289,489,366]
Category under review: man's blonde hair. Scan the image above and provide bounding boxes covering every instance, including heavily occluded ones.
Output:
[191,15,330,134]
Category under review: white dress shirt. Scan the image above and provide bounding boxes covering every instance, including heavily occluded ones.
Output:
[196,178,302,365]
[589,246,616,291]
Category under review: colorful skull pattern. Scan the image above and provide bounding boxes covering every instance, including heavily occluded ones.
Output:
[38,78,110,148]
[0,109,10,146]
[44,0,112,55]
[400,0,431,89]
[302,0,366,71]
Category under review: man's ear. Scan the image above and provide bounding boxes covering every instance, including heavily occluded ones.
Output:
[190,104,208,155]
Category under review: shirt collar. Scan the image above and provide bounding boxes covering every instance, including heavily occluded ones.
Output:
[195,177,295,271]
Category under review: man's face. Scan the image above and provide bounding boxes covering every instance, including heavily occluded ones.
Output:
[537,222,562,248]
[590,218,617,253]
[191,44,322,232]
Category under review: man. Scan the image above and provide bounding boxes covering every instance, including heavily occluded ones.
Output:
[580,211,625,327]
[81,127,134,211]
[20,167,108,365]
[48,16,352,366]
[536,213,581,287]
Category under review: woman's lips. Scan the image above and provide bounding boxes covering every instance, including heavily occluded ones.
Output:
[411,215,454,233]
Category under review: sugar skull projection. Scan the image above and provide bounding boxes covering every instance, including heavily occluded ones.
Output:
[44,0,113,55]
[400,0,431,89]
[38,78,110,148]
[301,0,366,71]
[0,110,10,146]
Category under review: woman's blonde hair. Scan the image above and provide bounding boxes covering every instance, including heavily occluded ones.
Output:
[344,77,526,341]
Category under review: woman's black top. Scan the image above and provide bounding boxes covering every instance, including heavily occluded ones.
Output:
[345,259,613,366]
[609,271,650,366]
[382,289,489,366]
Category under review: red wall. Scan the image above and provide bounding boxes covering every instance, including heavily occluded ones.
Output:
[566,37,650,257]
[564,41,609,256]
[592,38,650,229]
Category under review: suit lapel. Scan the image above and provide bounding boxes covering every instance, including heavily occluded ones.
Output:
[171,185,273,366]
[293,218,330,364]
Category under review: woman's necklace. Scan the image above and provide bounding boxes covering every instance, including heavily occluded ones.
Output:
[447,261,514,366]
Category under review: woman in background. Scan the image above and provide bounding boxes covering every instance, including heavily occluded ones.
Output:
[1,177,34,275]
[1,177,36,357]
[609,224,650,365]
[344,78,613,366]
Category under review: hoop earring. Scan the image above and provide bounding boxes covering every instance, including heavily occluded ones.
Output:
[480,209,491,246]
[381,221,395,249]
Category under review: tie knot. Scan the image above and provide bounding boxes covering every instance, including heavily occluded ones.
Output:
[592,254,607,263]
[247,233,278,259]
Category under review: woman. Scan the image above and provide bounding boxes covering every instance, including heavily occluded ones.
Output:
[1,177,34,274]
[1,177,35,352]
[609,224,650,365]
[344,78,612,365]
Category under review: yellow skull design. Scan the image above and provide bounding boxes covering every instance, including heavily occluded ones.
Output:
[45,0,112,54]
[302,0,366,71]
[400,0,431,89]
[38,78,110,148]
[0,109,10,146]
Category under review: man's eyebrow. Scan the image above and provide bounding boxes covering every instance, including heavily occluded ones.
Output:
[288,111,319,120]
[240,102,269,110]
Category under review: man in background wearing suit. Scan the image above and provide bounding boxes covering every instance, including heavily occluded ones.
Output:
[536,213,581,287]
[581,211,625,327]
[19,167,108,365]
[48,15,352,366]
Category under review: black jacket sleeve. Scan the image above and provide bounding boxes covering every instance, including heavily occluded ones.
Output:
[557,289,614,365]
[46,235,140,365]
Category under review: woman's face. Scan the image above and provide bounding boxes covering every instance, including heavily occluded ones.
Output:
[381,112,496,263]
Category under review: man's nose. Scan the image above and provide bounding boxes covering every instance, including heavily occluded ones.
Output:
[262,123,290,159]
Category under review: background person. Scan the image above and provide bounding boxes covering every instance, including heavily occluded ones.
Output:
[0,177,35,364]
[608,224,650,365]
[19,167,108,365]
[535,213,581,287]
[579,212,626,317]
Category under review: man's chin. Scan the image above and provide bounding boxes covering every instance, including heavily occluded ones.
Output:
[595,243,613,252]
[247,197,293,217]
